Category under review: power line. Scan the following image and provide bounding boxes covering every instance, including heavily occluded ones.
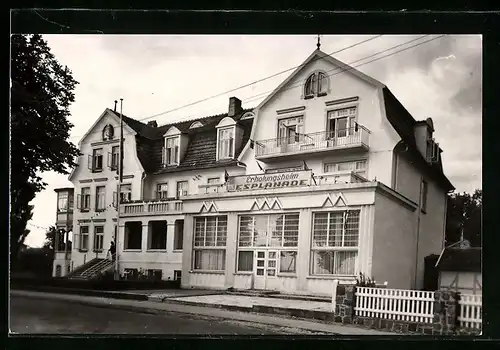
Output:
[67,35,431,142]
[139,35,384,122]
[67,35,445,143]
[243,34,437,105]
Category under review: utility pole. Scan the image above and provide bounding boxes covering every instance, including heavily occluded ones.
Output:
[115,98,124,280]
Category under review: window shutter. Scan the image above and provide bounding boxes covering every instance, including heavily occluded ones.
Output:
[113,192,117,208]
[88,155,93,170]
[107,152,111,168]
[76,194,81,209]
[162,147,166,166]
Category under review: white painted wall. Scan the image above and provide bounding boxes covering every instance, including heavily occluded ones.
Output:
[69,110,144,270]
[248,53,401,188]
[394,151,447,289]
[372,191,417,289]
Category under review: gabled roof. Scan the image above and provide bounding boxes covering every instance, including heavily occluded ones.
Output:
[384,87,454,192]
[255,49,384,112]
[107,108,253,174]
[437,248,481,273]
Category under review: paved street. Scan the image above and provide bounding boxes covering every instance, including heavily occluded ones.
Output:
[9,294,296,334]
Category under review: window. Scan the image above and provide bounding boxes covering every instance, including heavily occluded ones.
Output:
[278,116,304,145]
[110,146,119,170]
[218,127,234,159]
[189,121,204,129]
[68,194,74,212]
[147,269,163,281]
[280,251,297,273]
[310,210,360,275]
[237,251,254,272]
[78,187,91,211]
[156,183,168,199]
[327,107,357,139]
[193,216,227,270]
[95,186,106,211]
[148,221,167,250]
[93,226,104,251]
[174,270,182,281]
[120,184,132,203]
[324,160,367,177]
[177,181,188,198]
[103,124,114,140]
[57,192,68,212]
[237,214,299,273]
[124,221,142,250]
[421,180,428,213]
[207,177,220,185]
[305,71,328,97]
[79,226,89,251]
[174,220,184,250]
[238,214,299,248]
[164,137,180,165]
[92,148,103,171]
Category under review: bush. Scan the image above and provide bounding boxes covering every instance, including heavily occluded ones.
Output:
[355,272,377,287]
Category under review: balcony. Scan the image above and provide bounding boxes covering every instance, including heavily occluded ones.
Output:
[120,199,183,217]
[255,127,370,161]
[313,171,369,186]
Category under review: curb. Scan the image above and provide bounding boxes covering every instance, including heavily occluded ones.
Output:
[160,297,334,321]
[12,286,149,301]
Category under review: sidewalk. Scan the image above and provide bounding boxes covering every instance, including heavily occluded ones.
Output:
[11,289,395,335]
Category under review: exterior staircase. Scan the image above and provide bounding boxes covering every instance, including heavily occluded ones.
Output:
[66,255,115,280]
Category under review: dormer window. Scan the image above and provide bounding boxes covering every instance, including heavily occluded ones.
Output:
[304,71,329,98]
[102,124,114,141]
[189,121,204,129]
[218,127,234,159]
[163,137,180,166]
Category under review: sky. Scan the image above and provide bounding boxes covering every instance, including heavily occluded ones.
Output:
[23,34,482,247]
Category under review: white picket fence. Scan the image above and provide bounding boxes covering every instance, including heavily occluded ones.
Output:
[354,287,435,324]
[458,294,482,330]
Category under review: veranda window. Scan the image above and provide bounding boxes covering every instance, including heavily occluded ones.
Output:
[310,210,360,275]
[237,214,299,273]
[193,216,227,271]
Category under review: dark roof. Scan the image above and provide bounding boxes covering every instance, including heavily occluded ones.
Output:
[437,248,481,273]
[109,109,253,174]
[383,87,454,192]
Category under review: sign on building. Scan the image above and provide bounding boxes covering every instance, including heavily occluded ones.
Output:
[227,170,312,192]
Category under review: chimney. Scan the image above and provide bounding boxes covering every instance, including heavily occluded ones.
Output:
[228,97,242,117]
[147,120,158,128]
[114,100,118,112]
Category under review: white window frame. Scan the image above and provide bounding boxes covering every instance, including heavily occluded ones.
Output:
[176,181,188,198]
[79,226,89,251]
[92,148,104,171]
[95,186,106,211]
[120,184,132,203]
[164,136,180,166]
[193,216,227,271]
[277,116,304,145]
[80,187,91,211]
[304,71,329,97]
[207,177,220,184]
[57,192,68,212]
[327,106,358,139]
[324,159,367,177]
[93,225,104,251]
[310,210,360,276]
[217,127,235,160]
[156,183,169,200]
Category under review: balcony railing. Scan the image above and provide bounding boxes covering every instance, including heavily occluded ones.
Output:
[255,127,370,159]
[120,199,183,216]
[313,171,369,186]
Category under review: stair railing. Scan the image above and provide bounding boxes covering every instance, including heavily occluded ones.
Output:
[81,254,116,278]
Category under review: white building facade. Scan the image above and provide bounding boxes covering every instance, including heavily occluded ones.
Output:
[61,48,453,294]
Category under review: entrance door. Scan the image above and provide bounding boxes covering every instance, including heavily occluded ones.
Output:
[254,250,278,290]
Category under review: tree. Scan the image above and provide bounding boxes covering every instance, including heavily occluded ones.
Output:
[43,226,57,251]
[446,189,482,247]
[10,34,80,268]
